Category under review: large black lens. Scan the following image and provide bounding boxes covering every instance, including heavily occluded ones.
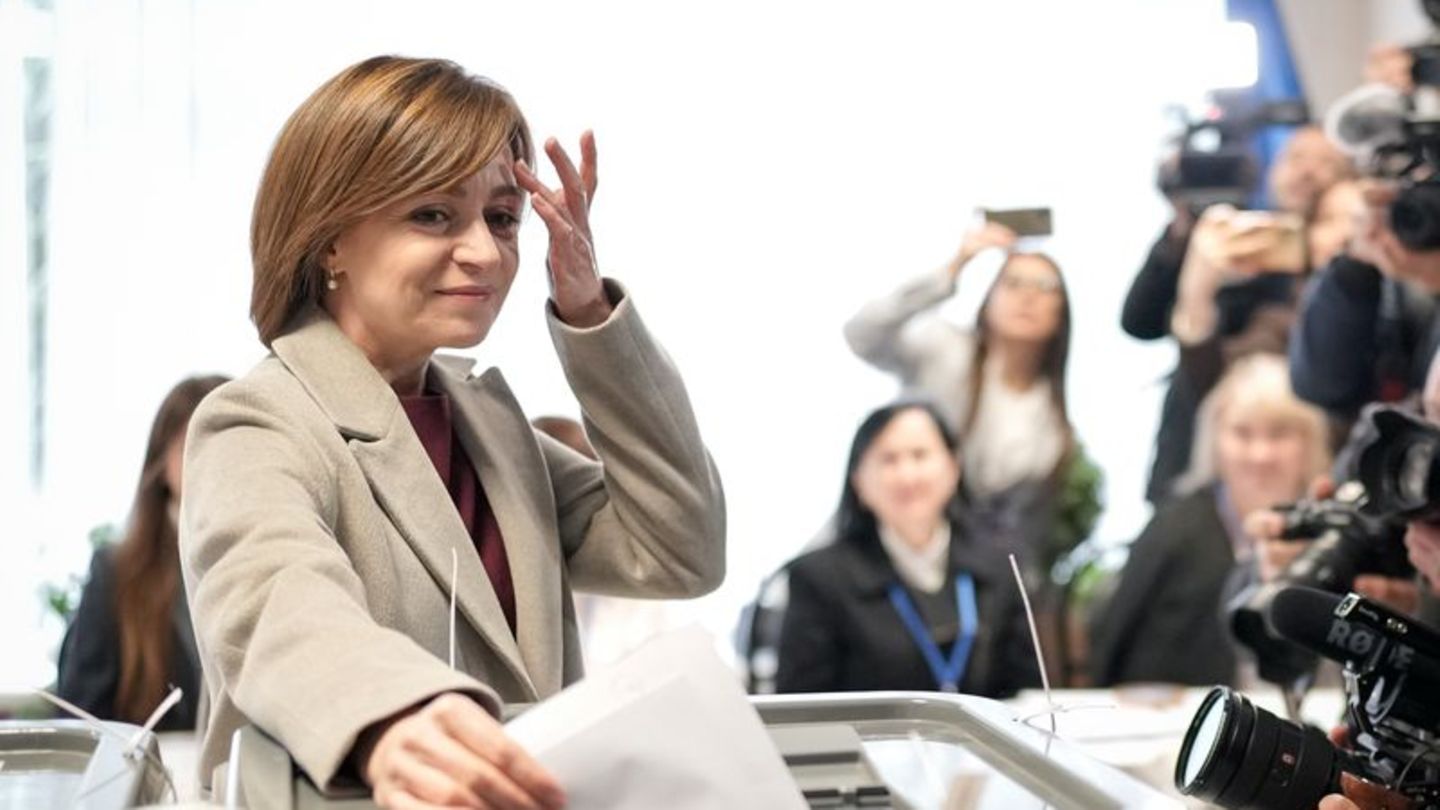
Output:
[1357,408,1440,521]
[1400,442,1436,510]
[1176,687,1339,809]
[1390,184,1440,251]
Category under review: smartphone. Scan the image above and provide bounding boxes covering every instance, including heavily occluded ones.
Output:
[982,207,1053,237]
[1229,211,1307,273]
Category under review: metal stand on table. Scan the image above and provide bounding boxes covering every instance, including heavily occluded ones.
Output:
[0,719,169,809]
[214,693,1179,810]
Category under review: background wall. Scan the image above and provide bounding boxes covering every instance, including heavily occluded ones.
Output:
[1280,0,1432,115]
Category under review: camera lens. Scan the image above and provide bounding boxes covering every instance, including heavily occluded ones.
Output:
[1176,687,1339,809]
[1179,689,1228,792]
[1390,184,1440,251]
[1400,442,1436,510]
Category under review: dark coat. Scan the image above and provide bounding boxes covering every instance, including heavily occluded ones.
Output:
[55,545,201,731]
[1289,253,1440,417]
[1088,486,1240,687]
[775,526,1041,698]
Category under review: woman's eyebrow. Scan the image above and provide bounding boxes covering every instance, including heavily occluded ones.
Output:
[439,184,524,201]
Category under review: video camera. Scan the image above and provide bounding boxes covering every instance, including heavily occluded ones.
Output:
[1158,90,1309,216]
[1178,588,1440,809]
[1327,0,1440,250]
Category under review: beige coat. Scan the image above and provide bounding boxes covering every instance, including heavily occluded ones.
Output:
[179,284,725,790]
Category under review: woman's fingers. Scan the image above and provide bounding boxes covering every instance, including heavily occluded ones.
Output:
[367,695,563,810]
[384,788,491,810]
[528,190,579,243]
[579,130,598,200]
[435,699,565,810]
[513,160,560,212]
[513,138,608,325]
[413,730,526,808]
[543,138,589,221]
[394,757,487,808]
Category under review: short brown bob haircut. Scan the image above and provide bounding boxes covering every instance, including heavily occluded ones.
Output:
[249,56,534,345]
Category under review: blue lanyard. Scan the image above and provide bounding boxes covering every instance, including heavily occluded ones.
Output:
[886,573,978,693]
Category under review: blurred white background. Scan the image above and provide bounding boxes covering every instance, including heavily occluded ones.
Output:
[1,0,1369,687]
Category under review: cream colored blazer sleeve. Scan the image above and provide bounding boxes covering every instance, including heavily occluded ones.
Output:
[544,281,727,597]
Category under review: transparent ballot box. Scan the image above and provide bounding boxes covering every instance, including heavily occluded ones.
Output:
[0,719,170,809]
[221,692,1178,810]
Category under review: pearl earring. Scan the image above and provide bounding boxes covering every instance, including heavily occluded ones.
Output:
[326,272,339,291]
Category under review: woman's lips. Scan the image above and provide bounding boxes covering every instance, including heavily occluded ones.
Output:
[438,285,495,298]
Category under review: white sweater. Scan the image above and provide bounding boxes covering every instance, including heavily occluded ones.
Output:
[844,267,1067,496]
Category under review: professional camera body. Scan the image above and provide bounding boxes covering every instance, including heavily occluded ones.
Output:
[1229,488,1412,685]
[1228,405,1440,685]
[1179,588,1440,809]
[1184,404,1440,808]
[1158,91,1309,216]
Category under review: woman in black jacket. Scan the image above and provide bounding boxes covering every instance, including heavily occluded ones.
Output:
[775,402,1039,697]
[1089,355,1330,687]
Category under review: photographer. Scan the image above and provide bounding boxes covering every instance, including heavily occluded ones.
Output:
[1126,126,1352,503]
[1289,181,1440,419]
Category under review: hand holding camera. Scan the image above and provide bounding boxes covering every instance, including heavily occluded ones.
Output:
[1347,181,1440,291]
[1406,520,1440,592]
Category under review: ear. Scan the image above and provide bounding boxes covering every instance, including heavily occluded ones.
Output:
[321,240,340,273]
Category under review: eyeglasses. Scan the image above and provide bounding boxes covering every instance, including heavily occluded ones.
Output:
[997,272,1062,294]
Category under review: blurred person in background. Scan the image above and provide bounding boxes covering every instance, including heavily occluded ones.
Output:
[1289,180,1440,421]
[775,402,1040,697]
[843,223,1091,580]
[1089,354,1331,687]
[56,374,229,731]
[1124,126,1352,503]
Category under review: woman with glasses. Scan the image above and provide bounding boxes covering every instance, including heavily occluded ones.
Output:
[844,223,1080,577]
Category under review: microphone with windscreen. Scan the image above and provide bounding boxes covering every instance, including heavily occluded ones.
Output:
[1268,587,1440,729]
[1325,83,1410,162]
[1268,587,1440,666]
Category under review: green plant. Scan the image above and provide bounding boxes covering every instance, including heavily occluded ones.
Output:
[37,522,118,624]
[1046,443,1105,572]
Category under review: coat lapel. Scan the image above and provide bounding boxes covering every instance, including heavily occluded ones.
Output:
[430,359,565,698]
[271,309,535,699]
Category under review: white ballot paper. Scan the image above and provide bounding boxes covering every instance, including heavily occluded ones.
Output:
[505,626,809,809]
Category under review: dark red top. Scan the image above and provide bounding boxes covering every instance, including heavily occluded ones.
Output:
[400,392,517,635]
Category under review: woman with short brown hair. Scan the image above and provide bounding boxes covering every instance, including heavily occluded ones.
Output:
[181,56,725,809]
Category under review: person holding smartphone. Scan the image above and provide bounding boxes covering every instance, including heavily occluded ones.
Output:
[843,221,1080,578]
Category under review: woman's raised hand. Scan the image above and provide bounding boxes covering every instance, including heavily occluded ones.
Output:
[952,222,1019,275]
[515,131,610,328]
